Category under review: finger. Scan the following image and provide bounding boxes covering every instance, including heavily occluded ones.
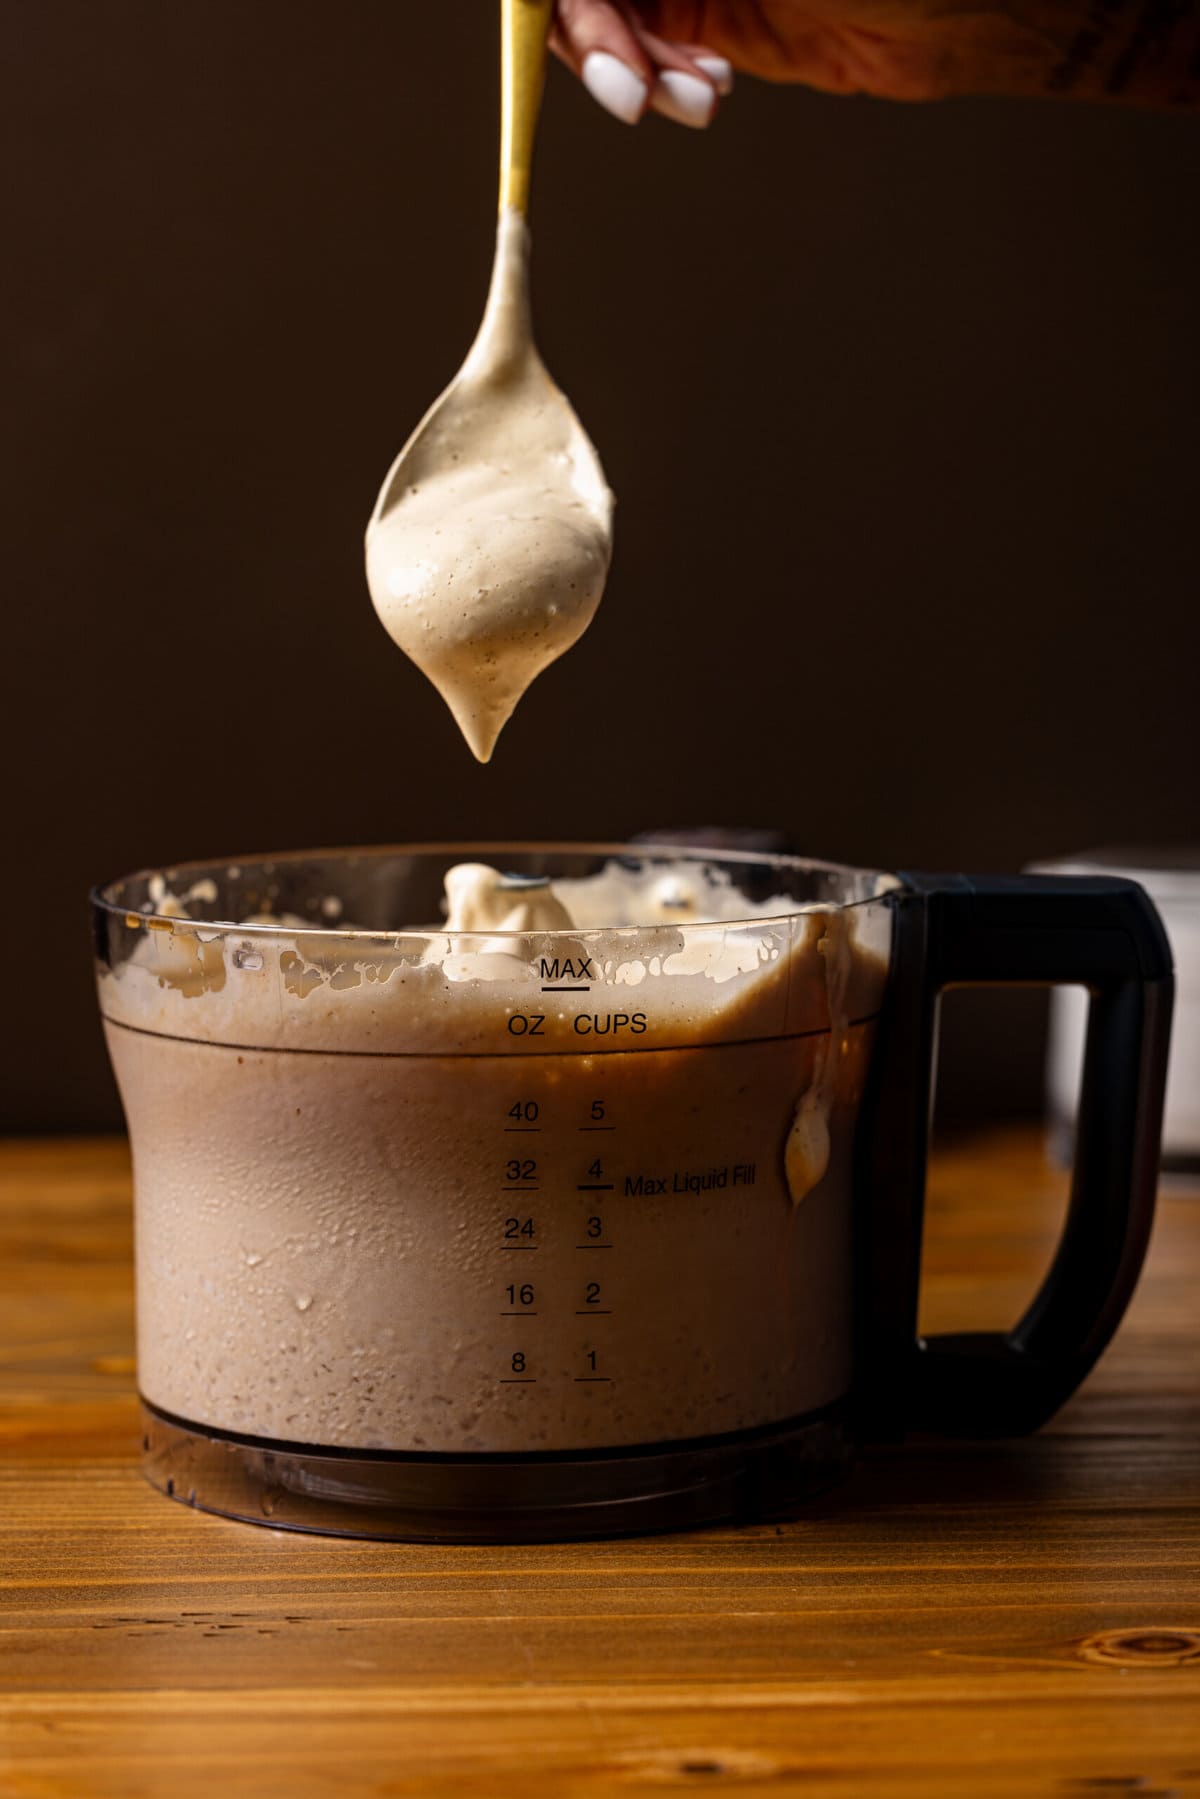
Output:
[552,0,654,123]
[552,0,727,129]
[648,68,719,124]
[612,11,723,127]
[680,45,735,94]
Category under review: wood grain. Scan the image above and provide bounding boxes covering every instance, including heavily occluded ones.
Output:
[2,1130,1198,1798]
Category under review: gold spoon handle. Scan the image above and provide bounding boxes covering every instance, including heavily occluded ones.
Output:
[499,0,554,215]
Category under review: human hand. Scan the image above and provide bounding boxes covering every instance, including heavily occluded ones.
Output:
[552,0,1199,111]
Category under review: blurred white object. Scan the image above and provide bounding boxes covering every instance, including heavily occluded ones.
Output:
[1037,849,1199,1168]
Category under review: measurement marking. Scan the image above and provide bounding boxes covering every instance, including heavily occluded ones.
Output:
[500,1311,539,1317]
[574,1244,613,1250]
[503,1128,540,1134]
[501,1185,539,1191]
[501,1245,537,1251]
[499,1378,537,1384]
[574,1310,612,1315]
[573,1377,613,1384]
[579,1126,616,1132]
[541,985,590,992]
[576,1183,614,1192]
[106,1012,884,1060]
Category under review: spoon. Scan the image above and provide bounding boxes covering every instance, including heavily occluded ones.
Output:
[365,0,614,764]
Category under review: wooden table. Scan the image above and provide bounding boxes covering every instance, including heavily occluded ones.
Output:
[2,1129,1198,1797]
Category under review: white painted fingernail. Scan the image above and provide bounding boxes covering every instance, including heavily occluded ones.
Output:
[582,50,648,125]
[651,69,718,128]
[693,54,734,95]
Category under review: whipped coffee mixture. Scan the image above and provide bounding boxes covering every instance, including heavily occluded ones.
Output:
[366,212,613,762]
[101,858,890,1455]
[441,861,574,934]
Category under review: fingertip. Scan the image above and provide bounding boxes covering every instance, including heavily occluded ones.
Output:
[691,52,734,96]
[582,49,650,124]
[649,68,718,128]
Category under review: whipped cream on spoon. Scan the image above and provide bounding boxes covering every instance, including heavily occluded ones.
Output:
[365,0,613,762]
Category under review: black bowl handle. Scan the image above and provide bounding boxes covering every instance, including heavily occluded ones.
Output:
[856,872,1173,1438]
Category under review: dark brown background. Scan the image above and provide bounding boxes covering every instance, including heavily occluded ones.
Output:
[3,2,1197,1133]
